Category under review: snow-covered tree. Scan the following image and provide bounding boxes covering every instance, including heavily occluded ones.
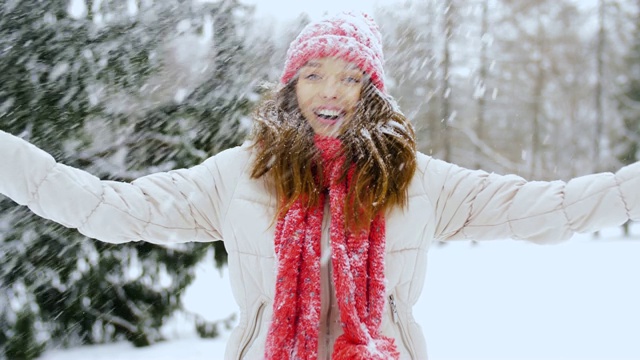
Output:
[0,0,261,358]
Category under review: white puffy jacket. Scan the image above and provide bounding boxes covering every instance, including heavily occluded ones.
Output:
[1,130,639,359]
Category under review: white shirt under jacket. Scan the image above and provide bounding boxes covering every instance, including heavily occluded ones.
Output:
[1,130,639,359]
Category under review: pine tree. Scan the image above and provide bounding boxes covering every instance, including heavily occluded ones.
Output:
[0,1,107,357]
[0,0,259,358]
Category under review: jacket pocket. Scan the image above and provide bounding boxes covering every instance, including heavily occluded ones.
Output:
[389,294,417,360]
[238,300,266,360]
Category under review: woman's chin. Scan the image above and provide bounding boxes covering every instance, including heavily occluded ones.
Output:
[313,126,343,137]
[310,118,348,137]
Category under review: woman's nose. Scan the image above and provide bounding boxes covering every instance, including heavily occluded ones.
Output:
[319,79,340,99]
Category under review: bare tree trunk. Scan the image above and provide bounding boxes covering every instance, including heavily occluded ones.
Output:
[530,9,545,178]
[593,0,606,238]
[594,0,606,172]
[475,0,489,169]
[441,0,454,162]
[426,0,441,155]
[619,0,640,237]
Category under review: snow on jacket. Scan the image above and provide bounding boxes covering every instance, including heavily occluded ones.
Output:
[1,129,639,359]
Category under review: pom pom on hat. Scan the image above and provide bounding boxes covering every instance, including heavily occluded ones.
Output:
[280,12,387,94]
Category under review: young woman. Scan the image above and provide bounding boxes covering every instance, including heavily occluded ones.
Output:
[0,12,639,360]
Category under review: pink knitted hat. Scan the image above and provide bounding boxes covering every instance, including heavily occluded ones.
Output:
[280,12,387,94]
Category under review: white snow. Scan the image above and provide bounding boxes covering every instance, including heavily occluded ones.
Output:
[48,62,70,82]
[38,225,640,359]
[67,0,88,20]
[126,0,138,17]
[39,337,228,360]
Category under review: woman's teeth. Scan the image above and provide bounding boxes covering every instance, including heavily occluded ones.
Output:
[315,110,343,120]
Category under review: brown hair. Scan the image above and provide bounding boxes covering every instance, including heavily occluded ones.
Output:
[249,80,417,230]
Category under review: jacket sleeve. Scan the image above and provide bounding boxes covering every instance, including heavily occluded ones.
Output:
[421,155,640,243]
[0,130,236,245]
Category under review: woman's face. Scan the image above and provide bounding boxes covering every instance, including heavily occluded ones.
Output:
[295,57,365,137]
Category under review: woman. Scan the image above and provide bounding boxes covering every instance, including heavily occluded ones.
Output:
[0,12,639,360]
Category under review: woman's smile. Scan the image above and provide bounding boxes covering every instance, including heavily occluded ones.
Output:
[313,106,347,125]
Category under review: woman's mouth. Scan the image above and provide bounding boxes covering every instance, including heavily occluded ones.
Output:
[314,109,346,125]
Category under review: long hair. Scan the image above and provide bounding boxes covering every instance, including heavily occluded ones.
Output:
[249,79,417,230]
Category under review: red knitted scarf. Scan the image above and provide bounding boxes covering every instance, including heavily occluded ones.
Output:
[264,135,399,359]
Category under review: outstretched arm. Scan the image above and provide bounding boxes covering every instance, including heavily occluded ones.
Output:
[421,155,640,243]
[0,130,238,244]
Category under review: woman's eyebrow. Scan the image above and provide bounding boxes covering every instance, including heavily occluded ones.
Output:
[303,61,321,68]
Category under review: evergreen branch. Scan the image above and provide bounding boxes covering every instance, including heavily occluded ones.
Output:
[81,304,138,333]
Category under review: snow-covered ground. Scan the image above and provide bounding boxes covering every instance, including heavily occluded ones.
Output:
[40,225,640,360]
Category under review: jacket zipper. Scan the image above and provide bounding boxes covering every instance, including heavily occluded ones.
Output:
[389,294,417,360]
[238,300,266,360]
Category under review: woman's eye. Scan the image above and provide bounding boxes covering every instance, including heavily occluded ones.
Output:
[305,73,320,80]
[344,76,361,84]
